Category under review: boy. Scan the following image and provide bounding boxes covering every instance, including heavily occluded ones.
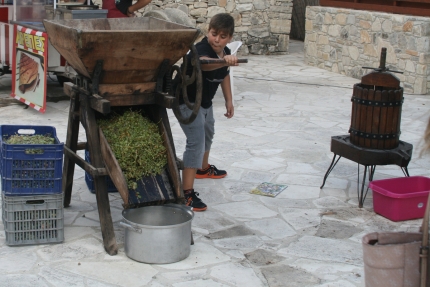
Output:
[178,13,239,212]
[102,0,151,18]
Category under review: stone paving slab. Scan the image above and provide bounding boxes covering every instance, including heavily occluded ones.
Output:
[0,40,429,286]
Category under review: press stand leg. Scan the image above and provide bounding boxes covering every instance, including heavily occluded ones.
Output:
[357,165,376,208]
[80,93,118,255]
[63,94,81,207]
[402,167,410,177]
[320,154,341,189]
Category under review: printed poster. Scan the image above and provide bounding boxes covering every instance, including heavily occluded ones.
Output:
[11,25,48,113]
[250,182,288,197]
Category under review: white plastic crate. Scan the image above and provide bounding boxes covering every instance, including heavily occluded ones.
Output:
[2,193,64,246]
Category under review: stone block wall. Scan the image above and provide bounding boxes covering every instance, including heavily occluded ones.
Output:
[304,6,430,94]
[93,0,293,55]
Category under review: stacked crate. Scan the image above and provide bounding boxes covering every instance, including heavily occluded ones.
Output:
[1,125,64,246]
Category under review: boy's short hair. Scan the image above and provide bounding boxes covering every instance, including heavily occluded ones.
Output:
[208,13,234,36]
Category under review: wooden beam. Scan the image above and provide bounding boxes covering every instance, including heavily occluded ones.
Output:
[64,84,112,114]
[98,82,156,96]
[62,91,80,207]
[63,146,108,177]
[90,94,111,114]
[77,141,87,150]
[102,93,156,106]
[62,81,177,109]
[80,94,118,255]
[63,82,77,98]
[99,128,130,205]
[159,121,183,201]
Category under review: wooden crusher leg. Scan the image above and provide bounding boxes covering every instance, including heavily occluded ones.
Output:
[160,108,184,170]
[63,94,81,207]
[159,107,177,157]
[149,106,184,201]
[80,94,118,255]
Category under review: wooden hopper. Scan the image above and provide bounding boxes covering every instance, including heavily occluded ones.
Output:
[43,17,200,85]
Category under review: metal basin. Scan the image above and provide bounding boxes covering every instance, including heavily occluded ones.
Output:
[121,204,194,264]
[43,17,200,85]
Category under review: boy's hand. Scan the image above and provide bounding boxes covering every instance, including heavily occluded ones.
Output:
[224,101,234,118]
[127,7,135,17]
[224,55,238,66]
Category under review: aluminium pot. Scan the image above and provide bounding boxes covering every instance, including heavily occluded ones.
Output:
[121,204,194,264]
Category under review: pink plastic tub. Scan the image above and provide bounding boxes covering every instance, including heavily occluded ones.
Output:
[369,176,430,222]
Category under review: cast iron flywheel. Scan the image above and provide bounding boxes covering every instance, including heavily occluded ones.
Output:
[171,44,202,125]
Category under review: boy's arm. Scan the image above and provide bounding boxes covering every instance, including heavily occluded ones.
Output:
[221,74,234,118]
[200,55,238,71]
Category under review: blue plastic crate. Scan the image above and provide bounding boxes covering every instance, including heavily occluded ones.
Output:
[0,136,2,177]
[1,125,64,196]
[84,150,117,193]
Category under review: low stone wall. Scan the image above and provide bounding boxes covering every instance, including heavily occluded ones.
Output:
[304,6,430,94]
[93,0,293,55]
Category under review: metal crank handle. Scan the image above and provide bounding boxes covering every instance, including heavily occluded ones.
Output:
[362,66,403,74]
[200,59,248,64]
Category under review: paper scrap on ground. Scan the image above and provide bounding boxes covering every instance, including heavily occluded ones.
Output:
[250,182,288,197]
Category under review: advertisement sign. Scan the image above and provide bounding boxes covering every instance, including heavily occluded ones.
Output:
[11,25,48,113]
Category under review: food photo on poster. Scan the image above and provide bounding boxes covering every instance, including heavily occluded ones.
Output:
[16,49,41,94]
[13,48,45,109]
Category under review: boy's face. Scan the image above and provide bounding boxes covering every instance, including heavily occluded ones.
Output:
[207,28,233,55]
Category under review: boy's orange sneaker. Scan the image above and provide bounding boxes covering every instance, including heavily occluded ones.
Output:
[184,189,207,212]
[196,164,227,179]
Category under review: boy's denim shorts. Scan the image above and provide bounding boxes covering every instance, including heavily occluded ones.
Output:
[179,104,215,169]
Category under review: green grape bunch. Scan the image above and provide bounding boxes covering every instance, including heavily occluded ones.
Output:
[97,110,167,190]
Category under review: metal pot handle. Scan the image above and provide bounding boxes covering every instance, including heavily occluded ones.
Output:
[120,221,142,234]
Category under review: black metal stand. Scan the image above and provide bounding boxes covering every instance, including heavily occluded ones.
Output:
[320,135,412,208]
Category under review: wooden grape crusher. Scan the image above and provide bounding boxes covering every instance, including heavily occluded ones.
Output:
[43,17,243,255]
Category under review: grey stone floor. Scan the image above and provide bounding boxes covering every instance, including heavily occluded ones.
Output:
[0,40,430,287]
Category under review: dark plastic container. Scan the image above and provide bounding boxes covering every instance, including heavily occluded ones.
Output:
[84,150,117,193]
[369,176,430,221]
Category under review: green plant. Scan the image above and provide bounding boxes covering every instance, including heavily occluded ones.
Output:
[4,134,55,145]
[97,110,167,190]
[4,134,55,154]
